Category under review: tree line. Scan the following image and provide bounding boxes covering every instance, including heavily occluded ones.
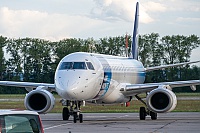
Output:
[0,33,199,93]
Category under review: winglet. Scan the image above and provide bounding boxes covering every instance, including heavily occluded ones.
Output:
[131,2,139,60]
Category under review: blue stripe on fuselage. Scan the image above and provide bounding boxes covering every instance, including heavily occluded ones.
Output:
[93,58,112,99]
[137,71,146,83]
[101,70,112,95]
[138,72,146,77]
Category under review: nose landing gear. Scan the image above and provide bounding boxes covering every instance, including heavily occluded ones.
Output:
[61,100,83,123]
[73,112,83,123]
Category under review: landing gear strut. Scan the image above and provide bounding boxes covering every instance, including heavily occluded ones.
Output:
[61,100,83,123]
[136,95,157,120]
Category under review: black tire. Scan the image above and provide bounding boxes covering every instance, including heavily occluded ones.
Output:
[139,107,146,120]
[79,114,83,123]
[62,107,70,120]
[73,114,77,123]
[150,111,157,120]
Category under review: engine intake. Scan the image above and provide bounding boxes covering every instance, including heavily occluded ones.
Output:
[146,88,177,113]
[24,89,55,113]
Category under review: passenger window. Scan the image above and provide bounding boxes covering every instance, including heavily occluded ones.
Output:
[86,62,95,70]
[73,62,87,69]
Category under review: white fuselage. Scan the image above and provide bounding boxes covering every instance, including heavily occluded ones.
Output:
[55,52,145,104]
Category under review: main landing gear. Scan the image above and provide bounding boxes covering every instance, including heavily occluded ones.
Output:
[61,100,83,123]
[135,95,157,120]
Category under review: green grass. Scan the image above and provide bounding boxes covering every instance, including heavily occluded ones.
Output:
[0,93,200,113]
[0,94,26,99]
[175,92,200,97]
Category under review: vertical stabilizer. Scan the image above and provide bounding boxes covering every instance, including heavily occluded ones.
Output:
[131,2,139,60]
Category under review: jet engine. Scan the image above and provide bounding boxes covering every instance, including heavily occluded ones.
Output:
[24,89,55,113]
[146,87,177,113]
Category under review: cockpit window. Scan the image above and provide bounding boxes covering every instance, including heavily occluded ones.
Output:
[59,62,73,70]
[86,62,95,70]
[59,62,87,70]
[73,62,87,69]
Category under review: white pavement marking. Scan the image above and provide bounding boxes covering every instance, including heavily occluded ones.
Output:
[85,114,132,121]
[44,123,72,130]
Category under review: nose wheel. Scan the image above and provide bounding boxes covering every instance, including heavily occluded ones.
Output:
[62,100,83,123]
[62,107,70,120]
[73,113,83,123]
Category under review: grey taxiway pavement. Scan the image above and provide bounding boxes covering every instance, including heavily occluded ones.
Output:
[40,112,200,133]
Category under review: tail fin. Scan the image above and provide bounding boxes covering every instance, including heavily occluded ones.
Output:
[131,2,139,60]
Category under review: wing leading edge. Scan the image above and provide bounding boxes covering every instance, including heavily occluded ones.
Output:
[0,81,55,91]
[145,60,200,72]
[121,80,200,96]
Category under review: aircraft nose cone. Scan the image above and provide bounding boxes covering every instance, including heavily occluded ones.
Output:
[55,70,97,100]
[60,79,80,100]
[55,77,79,100]
[65,86,78,99]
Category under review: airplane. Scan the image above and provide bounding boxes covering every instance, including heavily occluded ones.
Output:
[0,2,199,123]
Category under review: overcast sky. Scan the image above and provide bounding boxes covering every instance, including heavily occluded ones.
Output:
[0,0,200,62]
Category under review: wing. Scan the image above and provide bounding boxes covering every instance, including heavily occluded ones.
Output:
[121,80,200,96]
[145,60,200,72]
[0,81,55,91]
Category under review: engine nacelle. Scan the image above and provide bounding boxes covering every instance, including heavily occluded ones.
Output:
[146,88,177,113]
[24,89,55,113]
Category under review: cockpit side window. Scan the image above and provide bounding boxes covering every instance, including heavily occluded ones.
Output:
[86,62,95,70]
[59,62,73,70]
